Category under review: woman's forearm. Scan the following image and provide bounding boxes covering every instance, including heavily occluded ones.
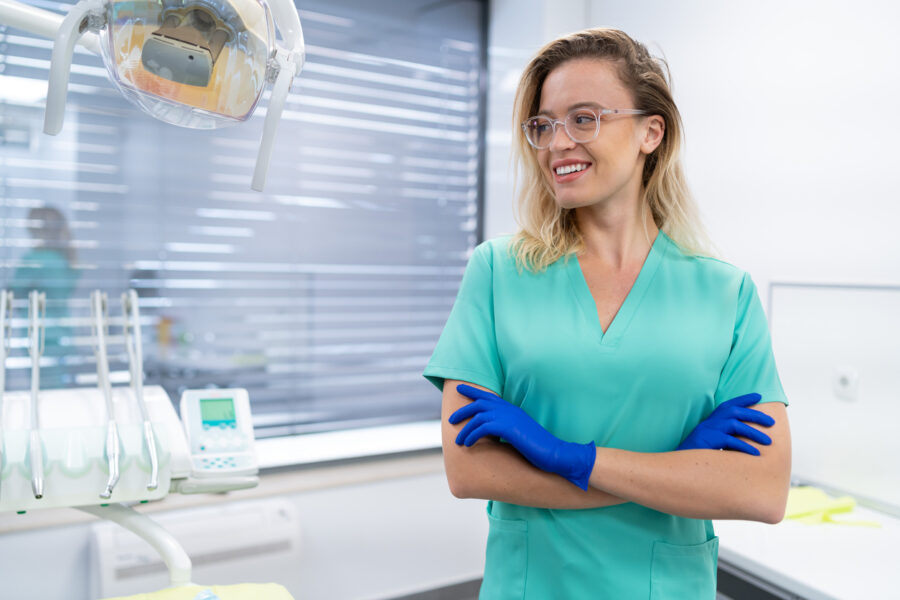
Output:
[588,448,785,522]
[588,404,791,523]
[444,438,626,510]
[442,379,626,509]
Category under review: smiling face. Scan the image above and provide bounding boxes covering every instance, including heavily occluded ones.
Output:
[535,58,659,212]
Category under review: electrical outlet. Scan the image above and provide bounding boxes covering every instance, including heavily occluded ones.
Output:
[832,365,859,402]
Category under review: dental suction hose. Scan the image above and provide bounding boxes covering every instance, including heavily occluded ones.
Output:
[142,420,159,490]
[0,291,10,405]
[0,290,12,499]
[123,290,158,491]
[101,421,121,499]
[91,291,120,499]
[27,291,46,499]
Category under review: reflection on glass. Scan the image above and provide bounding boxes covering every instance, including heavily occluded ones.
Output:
[9,207,80,379]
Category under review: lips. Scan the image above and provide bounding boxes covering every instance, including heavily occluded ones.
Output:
[552,161,591,184]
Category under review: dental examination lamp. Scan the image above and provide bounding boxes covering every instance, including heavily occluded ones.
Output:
[0,0,306,191]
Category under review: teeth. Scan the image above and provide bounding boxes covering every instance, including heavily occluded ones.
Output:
[555,163,589,175]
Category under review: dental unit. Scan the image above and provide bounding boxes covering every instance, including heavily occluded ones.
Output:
[0,287,290,600]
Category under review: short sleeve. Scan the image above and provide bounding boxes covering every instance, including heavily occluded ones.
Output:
[714,273,789,407]
[423,242,504,395]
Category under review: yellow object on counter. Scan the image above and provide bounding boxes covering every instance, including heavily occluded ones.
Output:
[785,486,881,527]
[104,583,295,600]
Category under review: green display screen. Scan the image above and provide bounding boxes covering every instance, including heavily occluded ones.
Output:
[200,397,236,425]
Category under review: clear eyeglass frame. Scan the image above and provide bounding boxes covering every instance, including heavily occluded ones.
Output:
[521,107,647,149]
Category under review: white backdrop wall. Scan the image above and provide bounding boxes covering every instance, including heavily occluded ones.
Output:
[484,0,590,239]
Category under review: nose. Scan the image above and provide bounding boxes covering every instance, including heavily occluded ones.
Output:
[548,121,575,152]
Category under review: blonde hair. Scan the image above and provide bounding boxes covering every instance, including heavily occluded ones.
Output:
[510,28,714,272]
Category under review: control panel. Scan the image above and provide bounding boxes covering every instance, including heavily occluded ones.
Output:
[179,389,258,478]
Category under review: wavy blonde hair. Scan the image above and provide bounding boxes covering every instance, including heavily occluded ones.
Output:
[510,28,714,272]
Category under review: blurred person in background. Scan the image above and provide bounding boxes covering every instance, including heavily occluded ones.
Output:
[9,206,80,385]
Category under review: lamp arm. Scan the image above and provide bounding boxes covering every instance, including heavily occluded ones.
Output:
[0,0,101,54]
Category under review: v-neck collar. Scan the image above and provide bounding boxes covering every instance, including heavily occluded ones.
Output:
[566,230,670,349]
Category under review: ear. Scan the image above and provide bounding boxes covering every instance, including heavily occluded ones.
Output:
[640,115,665,155]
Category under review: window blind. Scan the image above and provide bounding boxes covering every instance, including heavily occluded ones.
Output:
[0,0,486,440]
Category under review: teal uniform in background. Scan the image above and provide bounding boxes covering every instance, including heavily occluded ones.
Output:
[9,248,80,365]
[423,231,788,599]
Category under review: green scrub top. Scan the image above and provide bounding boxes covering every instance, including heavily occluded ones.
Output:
[9,248,80,359]
[423,231,788,600]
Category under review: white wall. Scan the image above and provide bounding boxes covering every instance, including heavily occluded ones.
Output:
[769,285,900,511]
[485,0,593,238]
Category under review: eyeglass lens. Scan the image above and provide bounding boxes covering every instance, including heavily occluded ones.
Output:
[524,110,599,148]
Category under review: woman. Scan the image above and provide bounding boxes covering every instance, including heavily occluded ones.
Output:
[10,206,80,375]
[423,28,791,599]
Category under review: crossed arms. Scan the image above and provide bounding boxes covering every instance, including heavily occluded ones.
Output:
[441,380,791,524]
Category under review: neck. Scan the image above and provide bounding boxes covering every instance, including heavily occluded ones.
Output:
[574,192,658,269]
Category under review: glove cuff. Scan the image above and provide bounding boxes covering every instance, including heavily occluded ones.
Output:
[563,441,596,491]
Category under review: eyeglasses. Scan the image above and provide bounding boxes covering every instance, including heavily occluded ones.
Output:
[521,107,647,150]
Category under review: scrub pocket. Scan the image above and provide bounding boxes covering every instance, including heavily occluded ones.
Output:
[649,536,719,600]
[480,502,528,600]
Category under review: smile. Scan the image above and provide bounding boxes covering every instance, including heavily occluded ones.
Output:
[555,162,590,175]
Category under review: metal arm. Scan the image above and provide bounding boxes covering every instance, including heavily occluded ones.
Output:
[250,0,305,191]
[43,0,106,135]
[78,503,192,587]
[267,0,303,56]
[0,0,101,54]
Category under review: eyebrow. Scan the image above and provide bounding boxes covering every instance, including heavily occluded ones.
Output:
[536,101,603,117]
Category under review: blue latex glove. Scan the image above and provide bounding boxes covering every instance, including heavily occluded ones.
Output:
[677,393,775,456]
[450,384,596,490]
